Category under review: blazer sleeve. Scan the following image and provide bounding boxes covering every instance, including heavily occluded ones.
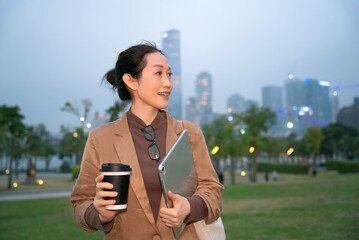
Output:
[70,131,102,232]
[183,121,224,223]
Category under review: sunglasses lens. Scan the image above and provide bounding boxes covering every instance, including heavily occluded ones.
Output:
[148,143,160,161]
[143,126,154,141]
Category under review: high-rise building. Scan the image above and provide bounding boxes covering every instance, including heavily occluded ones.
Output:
[304,78,332,124]
[331,91,339,122]
[262,86,286,135]
[227,93,247,114]
[195,72,212,126]
[283,76,332,137]
[161,29,182,119]
[246,100,259,108]
[185,97,199,126]
[262,86,283,111]
[285,78,306,108]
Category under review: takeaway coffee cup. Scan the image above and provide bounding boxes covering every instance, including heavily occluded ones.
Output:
[100,163,132,210]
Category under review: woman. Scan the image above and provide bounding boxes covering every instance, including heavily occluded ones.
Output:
[71,43,223,239]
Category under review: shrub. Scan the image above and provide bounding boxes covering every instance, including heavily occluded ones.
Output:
[326,159,339,170]
[337,161,359,173]
[71,164,81,180]
[59,161,72,173]
[257,162,309,174]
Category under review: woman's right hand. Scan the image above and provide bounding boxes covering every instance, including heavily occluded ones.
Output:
[94,174,118,224]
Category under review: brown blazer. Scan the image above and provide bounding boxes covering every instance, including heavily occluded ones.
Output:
[71,111,223,240]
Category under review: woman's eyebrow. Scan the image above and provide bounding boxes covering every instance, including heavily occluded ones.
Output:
[152,64,164,68]
[152,64,171,71]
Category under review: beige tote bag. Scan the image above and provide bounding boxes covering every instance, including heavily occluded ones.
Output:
[194,217,226,240]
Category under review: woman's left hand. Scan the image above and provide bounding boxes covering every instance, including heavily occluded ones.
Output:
[159,191,191,227]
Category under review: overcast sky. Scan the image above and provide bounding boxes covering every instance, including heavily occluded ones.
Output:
[1,0,358,135]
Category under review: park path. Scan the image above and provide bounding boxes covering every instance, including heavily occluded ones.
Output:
[0,189,72,201]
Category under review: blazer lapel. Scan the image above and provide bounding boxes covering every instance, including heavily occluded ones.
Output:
[113,113,158,231]
[165,113,183,153]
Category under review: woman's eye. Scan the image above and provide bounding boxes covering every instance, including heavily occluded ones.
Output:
[168,72,173,77]
[156,71,162,75]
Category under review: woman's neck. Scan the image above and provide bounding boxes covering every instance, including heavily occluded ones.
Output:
[130,104,158,125]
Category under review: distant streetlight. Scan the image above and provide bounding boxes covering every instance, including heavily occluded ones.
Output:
[80,116,85,122]
[286,147,294,156]
[287,122,294,129]
[249,146,255,154]
[38,179,44,185]
[86,123,91,129]
[211,146,219,155]
[13,182,18,188]
[240,129,245,135]
[240,171,246,177]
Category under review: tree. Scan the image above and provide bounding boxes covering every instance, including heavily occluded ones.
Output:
[43,139,56,171]
[263,137,287,161]
[106,100,129,122]
[23,126,41,182]
[0,105,26,189]
[304,126,324,174]
[59,126,87,165]
[203,115,245,185]
[237,105,276,182]
[61,99,93,128]
[353,137,359,159]
[22,124,54,182]
[337,101,359,129]
[321,124,359,159]
[60,100,94,165]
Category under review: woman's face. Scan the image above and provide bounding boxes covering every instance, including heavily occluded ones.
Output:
[133,52,173,110]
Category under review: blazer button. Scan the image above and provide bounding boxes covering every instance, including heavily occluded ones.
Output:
[152,235,161,240]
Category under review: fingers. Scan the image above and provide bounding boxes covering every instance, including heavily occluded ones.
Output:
[94,174,116,208]
[95,174,114,190]
[160,212,181,227]
[159,207,181,227]
[167,190,177,201]
[94,198,116,208]
[159,192,191,227]
[96,181,114,191]
[95,174,104,183]
[97,189,118,198]
[93,174,119,223]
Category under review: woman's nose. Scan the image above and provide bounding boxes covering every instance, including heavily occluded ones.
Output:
[163,75,173,88]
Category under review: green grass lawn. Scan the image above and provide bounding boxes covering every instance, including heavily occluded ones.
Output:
[0,172,358,240]
[222,172,359,240]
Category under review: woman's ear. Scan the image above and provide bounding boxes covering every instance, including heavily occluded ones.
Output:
[122,74,138,91]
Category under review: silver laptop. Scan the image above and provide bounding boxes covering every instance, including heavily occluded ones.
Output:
[158,130,197,238]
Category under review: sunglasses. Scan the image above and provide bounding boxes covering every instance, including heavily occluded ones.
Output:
[141,125,160,162]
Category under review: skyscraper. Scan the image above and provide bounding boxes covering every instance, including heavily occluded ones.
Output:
[283,76,332,137]
[161,29,182,119]
[262,86,286,135]
[185,97,199,126]
[195,72,212,126]
[227,93,247,114]
[331,91,339,122]
[262,86,283,111]
[304,78,332,124]
[285,78,306,108]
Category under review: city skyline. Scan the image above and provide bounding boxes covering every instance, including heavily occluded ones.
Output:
[1,0,358,134]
